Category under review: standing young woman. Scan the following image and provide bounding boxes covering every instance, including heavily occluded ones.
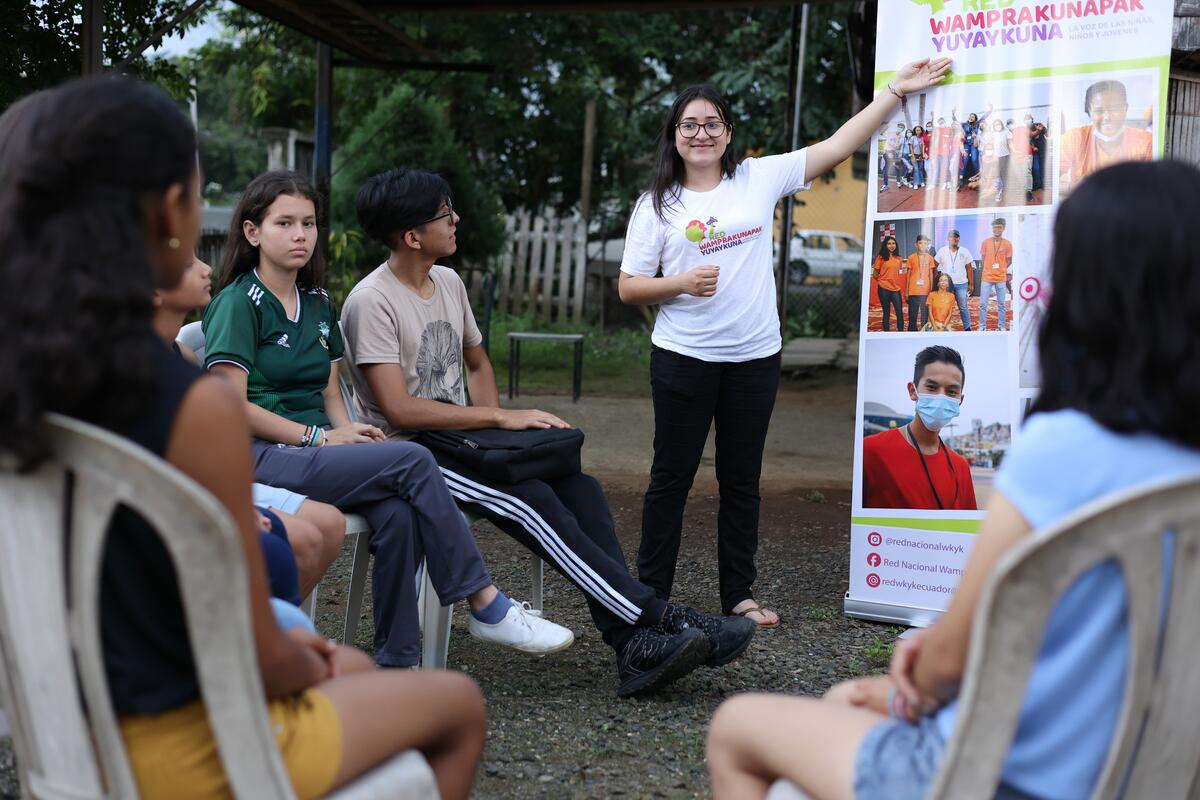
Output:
[619,58,951,625]
[0,77,484,800]
[202,171,573,668]
[706,160,1200,800]
[872,235,905,332]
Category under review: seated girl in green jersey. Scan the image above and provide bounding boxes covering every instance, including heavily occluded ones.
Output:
[202,170,573,666]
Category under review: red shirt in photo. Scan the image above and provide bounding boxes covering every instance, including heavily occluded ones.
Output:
[862,427,977,510]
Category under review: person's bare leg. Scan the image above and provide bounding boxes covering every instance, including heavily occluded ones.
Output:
[272,511,328,598]
[294,499,346,574]
[707,693,885,800]
[320,669,486,800]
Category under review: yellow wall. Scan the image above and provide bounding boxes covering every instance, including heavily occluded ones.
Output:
[786,157,868,238]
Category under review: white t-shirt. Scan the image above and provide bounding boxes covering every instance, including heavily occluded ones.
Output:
[988,128,1013,158]
[620,148,811,362]
[934,245,975,286]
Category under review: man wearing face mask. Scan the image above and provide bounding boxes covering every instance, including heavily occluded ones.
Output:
[862,346,978,511]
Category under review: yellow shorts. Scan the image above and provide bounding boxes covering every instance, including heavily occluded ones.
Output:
[120,688,342,800]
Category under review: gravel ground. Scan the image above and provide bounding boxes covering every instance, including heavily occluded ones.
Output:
[1,373,901,799]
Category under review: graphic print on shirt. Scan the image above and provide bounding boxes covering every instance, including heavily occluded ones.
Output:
[318,321,330,351]
[415,320,462,403]
[275,333,290,348]
[683,214,762,257]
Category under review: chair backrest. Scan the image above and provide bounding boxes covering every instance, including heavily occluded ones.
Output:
[0,414,298,799]
[929,475,1200,800]
[177,319,206,361]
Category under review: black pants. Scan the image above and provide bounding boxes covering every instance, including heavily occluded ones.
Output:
[907,295,928,331]
[433,454,666,651]
[878,287,904,331]
[638,346,781,613]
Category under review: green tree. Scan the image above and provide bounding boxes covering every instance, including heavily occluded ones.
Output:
[331,85,505,269]
[1,1,207,109]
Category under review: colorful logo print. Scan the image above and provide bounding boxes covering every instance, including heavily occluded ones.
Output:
[867,531,883,547]
[867,553,882,568]
[685,219,706,243]
[866,573,882,588]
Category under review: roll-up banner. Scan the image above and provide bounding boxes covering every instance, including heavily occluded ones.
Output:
[847,0,1173,627]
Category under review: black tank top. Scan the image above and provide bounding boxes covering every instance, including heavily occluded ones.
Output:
[100,342,203,714]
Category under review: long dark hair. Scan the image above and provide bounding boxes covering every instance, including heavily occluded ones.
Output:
[0,77,196,470]
[647,85,737,221]
[218,170,326,293]
[1030,161,1200,446]
[876,236,898,263]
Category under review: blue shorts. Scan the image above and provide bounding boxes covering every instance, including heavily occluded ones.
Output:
[854,717,1039,800]
[252,483,307,515]
[853,717,946,800]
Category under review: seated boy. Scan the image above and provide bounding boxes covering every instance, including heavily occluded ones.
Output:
[340,168,757,696]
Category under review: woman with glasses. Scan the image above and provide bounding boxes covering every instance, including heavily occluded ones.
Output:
[619,58,951,627]
[202,170,574,669]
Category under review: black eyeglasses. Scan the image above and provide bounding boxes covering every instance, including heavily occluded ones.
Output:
[676,121,731,138]
[419,201,454,226]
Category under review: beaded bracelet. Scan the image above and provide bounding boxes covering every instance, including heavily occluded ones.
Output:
[298,425,311,447]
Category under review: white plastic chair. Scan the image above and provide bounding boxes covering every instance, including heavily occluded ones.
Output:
[771,475,1200,800]
[0,413,436,799]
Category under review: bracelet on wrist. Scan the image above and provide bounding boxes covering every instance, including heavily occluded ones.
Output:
[298,425,311,447]
[887,82,905,101]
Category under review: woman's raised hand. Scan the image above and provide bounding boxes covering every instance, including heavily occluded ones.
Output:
[677,265,720,298]
[325,422,386,445]
[892,58,953,96]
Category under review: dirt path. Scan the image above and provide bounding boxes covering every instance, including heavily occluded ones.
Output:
[508,370,858,494]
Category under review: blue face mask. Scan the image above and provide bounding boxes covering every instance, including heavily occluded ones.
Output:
[915,393,960,432]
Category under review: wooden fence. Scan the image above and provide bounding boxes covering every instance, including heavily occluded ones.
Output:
[487,210,589,325]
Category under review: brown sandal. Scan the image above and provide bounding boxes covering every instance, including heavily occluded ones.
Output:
[732,603,781,627]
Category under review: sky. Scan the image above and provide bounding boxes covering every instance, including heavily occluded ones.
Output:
[151,4,227,58]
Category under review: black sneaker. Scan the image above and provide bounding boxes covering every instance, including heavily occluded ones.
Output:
[615,626,709,697]
[661,605,756,667]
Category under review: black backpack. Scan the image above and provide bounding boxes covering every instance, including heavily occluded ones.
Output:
[414,427,584,484]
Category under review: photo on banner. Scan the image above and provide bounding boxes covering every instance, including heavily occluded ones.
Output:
[847,0,1174,627]
[875,78,1056,214]
[867,212,1023,333]
[1056,70,1158,197]
[859,335,1011,513]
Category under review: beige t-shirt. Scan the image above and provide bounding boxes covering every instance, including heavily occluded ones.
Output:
[340,263,482,437]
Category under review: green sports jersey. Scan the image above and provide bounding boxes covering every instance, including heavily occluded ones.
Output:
[202,270,343,427]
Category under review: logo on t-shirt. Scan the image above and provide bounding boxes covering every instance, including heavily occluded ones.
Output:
[247,285,264,306]
[318,322,331,350]
[685,214,763,256]
[276,334,291,348]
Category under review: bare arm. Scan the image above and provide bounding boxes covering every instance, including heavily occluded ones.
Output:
[464,344,500,409]
[894,493,1032,711]
[165,376,330,698]
[321,362,353,427]
[805,58,952,182]
[209,362,382,446]
[618,267,718,306]
[362,357,568,432]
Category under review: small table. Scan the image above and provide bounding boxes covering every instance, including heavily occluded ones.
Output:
[507,332,585,403]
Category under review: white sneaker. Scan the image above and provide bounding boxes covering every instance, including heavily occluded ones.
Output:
[468,600,574,654]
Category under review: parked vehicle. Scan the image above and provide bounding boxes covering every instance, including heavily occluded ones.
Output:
[778,230,865,283]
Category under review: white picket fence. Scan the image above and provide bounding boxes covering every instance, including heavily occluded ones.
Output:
[490,210,589,324]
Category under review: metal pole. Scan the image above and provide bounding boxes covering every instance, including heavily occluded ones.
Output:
[82,0,104,75]
[314,42,334,262]
[778,3,809,335]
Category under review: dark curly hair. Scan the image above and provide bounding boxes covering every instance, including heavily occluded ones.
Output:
[0,77,196,470]
[647,85,737,221]
[218,170,326,293]
[1029,160,1200,446]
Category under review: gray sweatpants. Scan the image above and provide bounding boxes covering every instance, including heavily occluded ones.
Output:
[252,439,492,666]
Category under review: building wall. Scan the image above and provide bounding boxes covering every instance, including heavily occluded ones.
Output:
[788,157,868,238]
